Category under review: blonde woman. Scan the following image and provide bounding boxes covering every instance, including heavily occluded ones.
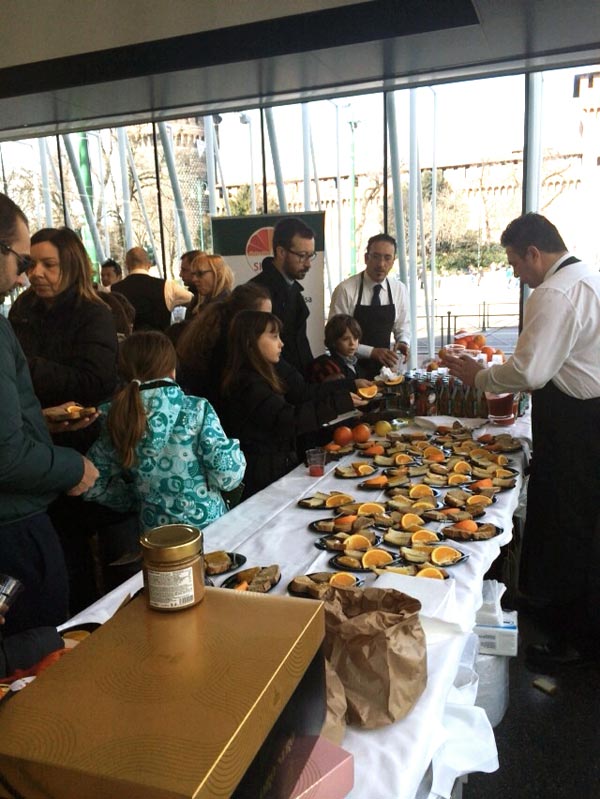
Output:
[190,253,234,311]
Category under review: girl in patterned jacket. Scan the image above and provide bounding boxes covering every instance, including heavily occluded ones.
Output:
[84,331,245,529]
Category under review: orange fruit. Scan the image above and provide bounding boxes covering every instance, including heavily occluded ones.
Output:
[466,494,493,507]
[423,446,445,462]
[411,498,437,511]
[454,520,478,532]
[333,426,353,446]
[495,454,509,466]
[401,512,424,530]
[471,478,493,489]
[448,473,468,485]
[329,571,358,587]
[481,345,495,362]
[363,444,385,456]
[411,529,439,544]
[472,334,486,348]
[324,442,341,452]
[352,423,372,443]
[385,376,404,385]
[417,567,445,579]
[353,462,375,476]
[394,453,414,465]
[358,385,378,399]
[362,549,394,568]
[374,420,392,436]
[494,468,514,478]
[325,493,354,508]
[452,460,472,474]
[470,447,491,459]
[431,546,462,565]
[363,475,388,488]
[409,484,434,498]
[344,533,372,551]
[357,502,386,516]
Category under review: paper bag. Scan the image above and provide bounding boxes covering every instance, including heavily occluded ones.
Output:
[321,586,427,733]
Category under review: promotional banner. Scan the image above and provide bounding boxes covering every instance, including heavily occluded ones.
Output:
[211,212,326,357]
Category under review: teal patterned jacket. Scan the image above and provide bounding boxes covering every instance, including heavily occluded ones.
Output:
[84,379,246,529]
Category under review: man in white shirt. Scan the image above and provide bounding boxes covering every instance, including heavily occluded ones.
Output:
[113,247,192,331]
[442,213,600,671]
[328,234,410,378]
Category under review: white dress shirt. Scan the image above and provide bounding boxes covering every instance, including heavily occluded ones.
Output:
[475,255,600,399]
[127,267,193,311]
[328,271,411,358]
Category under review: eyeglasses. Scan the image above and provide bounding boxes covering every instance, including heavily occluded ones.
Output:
[285,248,317,263]
[366,252,394,263]
[0,240,35,275]
[191,269,213,277]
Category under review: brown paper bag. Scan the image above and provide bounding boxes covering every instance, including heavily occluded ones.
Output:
[320,586,427,733]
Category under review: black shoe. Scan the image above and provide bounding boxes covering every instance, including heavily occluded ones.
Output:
[525,641,586,673]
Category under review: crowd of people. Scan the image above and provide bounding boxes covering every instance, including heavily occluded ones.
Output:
[1,196,598,679]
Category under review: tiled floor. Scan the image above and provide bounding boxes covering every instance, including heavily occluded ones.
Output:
[464,612,600,799]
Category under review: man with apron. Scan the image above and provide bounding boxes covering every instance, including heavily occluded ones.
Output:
[328,234,410,379]
[442,213,600,672]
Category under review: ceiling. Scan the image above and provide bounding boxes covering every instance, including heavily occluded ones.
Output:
[1,0,600,141]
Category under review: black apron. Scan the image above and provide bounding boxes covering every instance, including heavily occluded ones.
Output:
[520,256,600,606]
[353,275,395,379]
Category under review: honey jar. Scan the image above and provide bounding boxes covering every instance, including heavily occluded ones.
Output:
[140,525,205,611]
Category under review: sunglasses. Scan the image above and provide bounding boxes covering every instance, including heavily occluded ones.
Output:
[0,240,35,275]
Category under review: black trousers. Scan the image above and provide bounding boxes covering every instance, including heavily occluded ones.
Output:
[0,512,69,636]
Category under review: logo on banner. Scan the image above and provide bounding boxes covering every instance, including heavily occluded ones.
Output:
[245,226,274,273]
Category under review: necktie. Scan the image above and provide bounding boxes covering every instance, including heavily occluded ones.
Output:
[371,284,382,307]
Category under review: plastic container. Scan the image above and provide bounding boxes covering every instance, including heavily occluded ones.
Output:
[140,524,205,611]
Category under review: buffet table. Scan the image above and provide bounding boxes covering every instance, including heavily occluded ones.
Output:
[61,413,531,799]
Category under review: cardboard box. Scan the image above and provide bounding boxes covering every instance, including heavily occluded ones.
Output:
[0,588,324,799]
[474,610,518,657]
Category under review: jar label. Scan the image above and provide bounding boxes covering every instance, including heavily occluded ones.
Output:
[146,567,195,609]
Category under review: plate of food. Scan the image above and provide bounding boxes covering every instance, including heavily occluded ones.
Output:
[357,475,389,490]
[297,491,355,510]
[314,530,382,553]
[328,548,400,573]
[204,550,247,576]
[335,463,378,479]
[287,571,365,596]
[220,564,281,592]
[441,520,502,541]
[44,404,97,423]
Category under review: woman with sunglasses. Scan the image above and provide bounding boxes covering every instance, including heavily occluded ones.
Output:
[189,253,234,314]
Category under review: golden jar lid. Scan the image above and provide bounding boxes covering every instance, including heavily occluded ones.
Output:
[140,525,202,563]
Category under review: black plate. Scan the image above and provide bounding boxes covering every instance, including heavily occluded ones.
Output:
[220,567,281,592]
[314,532,383,552]
[328,551,401,573]
[287,573,365,595]
[385,485,441,499]
[334,468,378,479]
[357,479,389,491]
[205,551,247,577]
[441,523,503,542]
[308,518,362,534]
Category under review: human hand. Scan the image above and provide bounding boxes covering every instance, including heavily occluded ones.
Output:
[394,342,409,363]
[370,347,399,368]
[440,352,483,387]
[350,392,369,408]
[43,402,99,434]
[354,378,374,389]
[67,456,99,496]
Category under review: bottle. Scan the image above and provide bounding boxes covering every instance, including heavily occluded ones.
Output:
[437,377,451,415]
[452,378,464,417]
[140,524,205,612]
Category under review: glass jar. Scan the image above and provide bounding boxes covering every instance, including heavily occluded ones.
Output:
[140,525,205,612]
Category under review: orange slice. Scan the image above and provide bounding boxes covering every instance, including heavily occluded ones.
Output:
[385,376,404,385]
[344,533,372,551]
[357,502,386,516]
[362,549,395,568]
[431,546,462,566]
[416,567,445,579]
[325,493,354,508]
[329,571,358,587]
[353,462,374,476]
[363,475,388,488]
[401,512,424,530]
[454,519,478,532]
[495,454,509,466]
[423,446,445,462]
[411,498,437,511]
[447,473,468,485]
[494,468,514,478]
[394,453,414,465]
[471,478,493,489]
[409,484,434,498]
[452,460,472,474]
[363,444,385,456]
[411,529,439,544]
[358,385,378,399]
[466,494,493,507]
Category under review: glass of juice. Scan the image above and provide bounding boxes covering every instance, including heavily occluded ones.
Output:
[485,392,515,426]
[306,448,326,477]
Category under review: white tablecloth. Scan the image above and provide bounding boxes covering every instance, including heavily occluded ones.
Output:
[63,415,529,799]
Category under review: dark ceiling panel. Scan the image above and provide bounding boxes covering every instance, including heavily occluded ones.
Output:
[0,0,478,99]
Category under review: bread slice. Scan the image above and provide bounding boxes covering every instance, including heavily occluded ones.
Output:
[247,565,281,593]
[204,550,232,575]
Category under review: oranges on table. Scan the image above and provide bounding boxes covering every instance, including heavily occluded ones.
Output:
[357,502,386,516]
[352,423,372,443]
[333,426,353,446]
[343,534,372,551]
[362,549,395,568]
[416,567,445,579]
[325,493,355,508]
[329,572,358,588]
[431,546,462,566]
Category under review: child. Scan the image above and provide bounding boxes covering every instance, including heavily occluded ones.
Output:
[84,331,245,529]
[307,314,363,382]
[220,311,358,499]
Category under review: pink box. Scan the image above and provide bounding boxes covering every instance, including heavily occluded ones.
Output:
[268,736,354,799]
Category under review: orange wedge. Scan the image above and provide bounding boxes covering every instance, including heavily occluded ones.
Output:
[411,498,437,511]
[329,571,358,587]
[362,549,394,568]
[363,475,388,487]
[454,519,478,532]
[494,454,510,466]
[393,453,412,465]
[452,460,472,474]
[344,533,372,551]
[363,444,385,456]
[353,462,374,476]
[447,473,468,485]
[325,493,354,508]
[385,376,404,385]
[423,445,445,461]
[401,512,424,530]
[409,484,434,498]
[416,567,445,579]
[494,468,514,478]
[411,529,439,544]
[466,494,493,507]
[471,478,493,489]
[357,502,386,516]
[358,385,378,399]
[431,546,462,566]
